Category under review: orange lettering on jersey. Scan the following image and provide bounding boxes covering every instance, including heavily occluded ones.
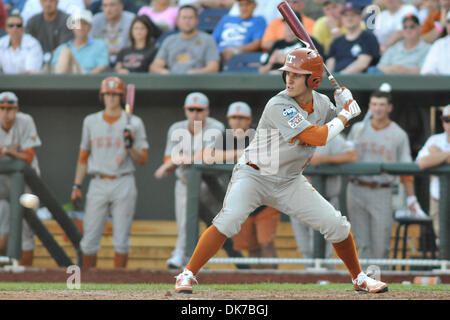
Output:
[97,137,103,148]
[115,137,121,148]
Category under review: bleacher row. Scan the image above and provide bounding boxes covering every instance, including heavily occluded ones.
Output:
[1,0,449,75]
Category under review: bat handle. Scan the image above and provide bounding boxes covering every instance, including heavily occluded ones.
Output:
[328,75,341,90]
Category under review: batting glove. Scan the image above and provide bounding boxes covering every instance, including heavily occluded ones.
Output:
[71,185,83,211]
[338,99,361,121]
[123,126,134,149]
[334,87,353,112]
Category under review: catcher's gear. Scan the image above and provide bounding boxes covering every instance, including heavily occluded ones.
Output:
[99,76,126,103]
[279,47,324,89]
[123,126,134,149]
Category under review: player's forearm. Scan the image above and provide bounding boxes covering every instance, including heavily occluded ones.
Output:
[402,179,415,197]
[74,162,87,186]
[417,152,450,169]
[128,148,147,165]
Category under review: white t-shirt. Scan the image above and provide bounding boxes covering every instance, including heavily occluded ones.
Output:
[228,0,282,25]
[373,4,418,46]
[416,132,450,200]
[0,34,43,74]
[420,36,450,75]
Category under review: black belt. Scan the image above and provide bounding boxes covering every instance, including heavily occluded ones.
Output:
[349,178,391,189]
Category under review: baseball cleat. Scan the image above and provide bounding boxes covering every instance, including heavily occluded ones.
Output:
[352,272,388,294]
[175,268,198,294]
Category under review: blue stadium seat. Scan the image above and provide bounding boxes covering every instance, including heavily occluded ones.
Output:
[222,52,264,73]
[198,8,229,33]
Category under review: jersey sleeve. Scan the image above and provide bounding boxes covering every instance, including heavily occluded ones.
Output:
[79,117,91,151]
[266,103,312,142]
[397,130,413,162]
[20,115,42,150]
[132,116,149,150]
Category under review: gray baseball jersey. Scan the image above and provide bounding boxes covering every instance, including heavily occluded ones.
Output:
[80,111,148,175]
[164,117,225,183]
[79,110,148,255]
[214,90,350,244]
[240,89,337,177]
[347,121,412,184]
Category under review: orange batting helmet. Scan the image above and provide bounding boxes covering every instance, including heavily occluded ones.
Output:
[279,48,324,89]
[99,76,126,103]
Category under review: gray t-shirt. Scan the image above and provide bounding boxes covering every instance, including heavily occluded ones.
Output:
[155,31,220,74]
[377,39,430,68]
[90,11,135,53]
[80,110,148,176]
[26,10,74,54]
[240,90,338,178]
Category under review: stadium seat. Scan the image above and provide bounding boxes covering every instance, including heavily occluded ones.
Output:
[198,8,229,33]
[222,52,263,73]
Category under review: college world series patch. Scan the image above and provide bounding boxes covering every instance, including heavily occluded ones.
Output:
[283,106,304,128]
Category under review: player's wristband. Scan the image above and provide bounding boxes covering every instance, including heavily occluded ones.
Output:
[407,195,417,206]
[326,117,345,142]
[73,184,81,190]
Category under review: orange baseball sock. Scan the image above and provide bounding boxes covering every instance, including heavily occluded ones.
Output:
[186,225,227,276]
[332,232,362,280]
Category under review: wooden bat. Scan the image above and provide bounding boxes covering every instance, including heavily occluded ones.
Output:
[277,1,340,90]
[124,84,135,149]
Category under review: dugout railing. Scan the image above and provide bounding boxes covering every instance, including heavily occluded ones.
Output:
[0,159,82,267]
[185,163,450,268]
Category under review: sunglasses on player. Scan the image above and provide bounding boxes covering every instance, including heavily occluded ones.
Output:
[187,107,205,113]
[442,117,450,123]
[0,106,17,111]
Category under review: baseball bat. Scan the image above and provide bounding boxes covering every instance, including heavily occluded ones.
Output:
[277,1,340,90]
[124,84,135,148]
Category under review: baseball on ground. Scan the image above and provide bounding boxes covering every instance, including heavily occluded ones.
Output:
[19,193,40,209]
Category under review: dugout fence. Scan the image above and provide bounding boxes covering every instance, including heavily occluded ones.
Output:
[185,163,450,267]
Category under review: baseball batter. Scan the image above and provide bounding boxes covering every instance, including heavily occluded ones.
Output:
[346,88,423,259]
[154,92,226,269]
[175,47,388,294]
[71,77,148,268]
[0,91,41,266]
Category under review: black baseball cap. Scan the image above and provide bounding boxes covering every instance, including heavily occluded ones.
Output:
[342,1,362,14]
[402,13,420,25]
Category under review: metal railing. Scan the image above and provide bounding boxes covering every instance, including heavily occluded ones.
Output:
[185,162,450,264]
[0,160,82,266]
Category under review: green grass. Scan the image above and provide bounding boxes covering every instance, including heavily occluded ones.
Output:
[0,282,448,291]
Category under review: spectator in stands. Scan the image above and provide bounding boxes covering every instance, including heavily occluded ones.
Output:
[90,0,134,67]
[0,13,43,73]
[138,0,178,32]
[178,0,233,10]
[420,10,450,74]
[416,104,450,240]
[227,0,279,25]
[313,0,366,56]
[52,9,108,73]
[368,13,430,74]
[26,0,74,56]
[417,0,439,24]
[4,0,27,13]
[150,4,219,74]
[89,0,138,15]
[212,0,266,63]
[115,15,158,73]
[325,2,380,74]
[421,0,450,43]
[20,0,85,25]
[373,0,418,54]
[259,12,324,74]
[261,0,315,52]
